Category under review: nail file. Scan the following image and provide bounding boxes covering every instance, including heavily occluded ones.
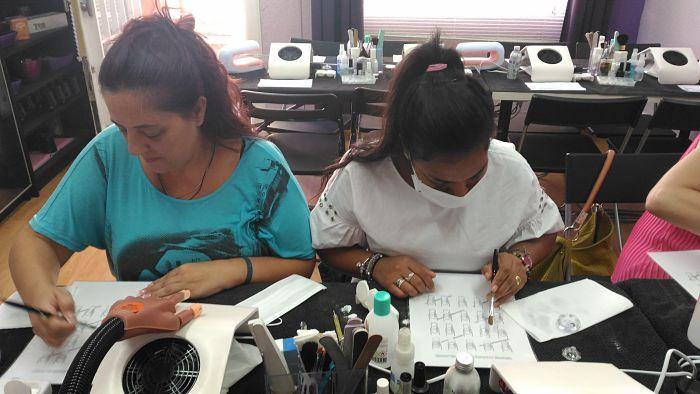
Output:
[249,319,294,393]
[353,334,381,370]
[343,334,383,394]
[320,335,352,390]
[342,317,363,360]
[319,336,349,371]
[351,329,368,368]
[349,329,369,394]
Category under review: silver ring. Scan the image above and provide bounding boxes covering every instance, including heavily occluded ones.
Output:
[394,278,406,288]
[405,272,415,282]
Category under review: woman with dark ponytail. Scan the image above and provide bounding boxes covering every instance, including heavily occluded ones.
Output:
[311,33,563,301]
[10,12,315,347]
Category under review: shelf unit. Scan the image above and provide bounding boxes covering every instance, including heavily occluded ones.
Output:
[0,26,70,59]
[14,61,80,101]
[0,1,98,221]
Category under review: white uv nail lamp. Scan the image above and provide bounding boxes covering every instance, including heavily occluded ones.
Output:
[456,42,505,71]
[218,40,265,74]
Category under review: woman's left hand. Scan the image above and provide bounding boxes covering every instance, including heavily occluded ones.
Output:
[480,253,527,306]
[141,260,243,299]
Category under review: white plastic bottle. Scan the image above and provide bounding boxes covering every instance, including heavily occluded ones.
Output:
[442,353,480,394]
[376,378,390,394]
[365,291,398,368]
[389,327,414,393]
[337,44,348,77]
[506,46,521,80]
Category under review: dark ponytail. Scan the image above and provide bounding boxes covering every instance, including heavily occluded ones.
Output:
[98,9,253,141]
[324,32,494,176]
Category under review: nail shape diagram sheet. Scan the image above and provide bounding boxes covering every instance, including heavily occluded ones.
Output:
[409,273,536,368]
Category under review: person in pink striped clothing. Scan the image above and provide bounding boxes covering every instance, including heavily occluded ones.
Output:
[612,134,700,283]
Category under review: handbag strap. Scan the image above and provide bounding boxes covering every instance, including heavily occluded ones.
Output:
[581,150,616,214]
[564,150,615,241]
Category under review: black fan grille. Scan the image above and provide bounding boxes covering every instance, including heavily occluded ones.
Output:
[122,338,200,394]
[537,48,563,65]
[662,50,688,66]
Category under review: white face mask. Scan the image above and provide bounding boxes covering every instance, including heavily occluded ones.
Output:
[408,157,473,209]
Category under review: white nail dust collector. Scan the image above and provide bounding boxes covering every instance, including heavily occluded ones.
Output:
[641,47,700,84]
[90,304,258,393]
[521,45,575,82]
[267,43,312,79]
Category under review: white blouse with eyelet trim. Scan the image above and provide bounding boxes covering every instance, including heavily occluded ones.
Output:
[310,139,564,272]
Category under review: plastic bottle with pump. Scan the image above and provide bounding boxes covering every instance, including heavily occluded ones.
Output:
[442,353,480,394]
[365,291,399,368]
[390,327,414,393]
[506,46,521,80]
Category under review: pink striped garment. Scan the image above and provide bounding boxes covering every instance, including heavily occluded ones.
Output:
[611,134,700,283]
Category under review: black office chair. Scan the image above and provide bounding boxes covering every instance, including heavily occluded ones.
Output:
[350,87,386,143]
[508,95,647,173]
[383,40,419,56]
[588,113,676,140]
[565,152,681,250]
[607,98,699,153]
[241,91,345,175]
[290,37,341,57]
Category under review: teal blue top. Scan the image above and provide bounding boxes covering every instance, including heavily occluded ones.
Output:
[30,125,315,280]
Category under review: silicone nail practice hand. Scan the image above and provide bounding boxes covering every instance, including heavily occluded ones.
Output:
[103,290,201,339]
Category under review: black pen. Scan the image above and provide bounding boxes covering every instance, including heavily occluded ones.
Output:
[488,249,499,325]
[2,299,97,329]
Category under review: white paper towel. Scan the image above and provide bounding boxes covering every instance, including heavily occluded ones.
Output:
[500,279,633,342]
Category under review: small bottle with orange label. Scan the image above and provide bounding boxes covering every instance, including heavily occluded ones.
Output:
[9,17,31,40]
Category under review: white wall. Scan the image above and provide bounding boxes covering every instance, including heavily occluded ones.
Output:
[637,0,700,55]
[259,0,312,55]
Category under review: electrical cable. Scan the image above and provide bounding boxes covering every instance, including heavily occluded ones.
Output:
[621,349,697,393]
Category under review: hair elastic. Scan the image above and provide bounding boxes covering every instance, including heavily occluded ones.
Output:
[426,63,447,72]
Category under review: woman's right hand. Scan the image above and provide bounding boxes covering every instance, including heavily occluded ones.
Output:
[26,287,77,347]
[371,255,436,298]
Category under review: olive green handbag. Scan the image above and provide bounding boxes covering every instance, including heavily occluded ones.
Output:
[532,150,618,281]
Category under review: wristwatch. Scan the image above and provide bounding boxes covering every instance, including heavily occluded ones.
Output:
[509,248,533,277]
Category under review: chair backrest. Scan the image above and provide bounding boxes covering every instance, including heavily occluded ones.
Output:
[525,95,647,128]
[290,37,340,57]
[383,40,416,56]
[350,88,386,139]
[240,90,343,132]
[575,42,660,59]
[647,98,700,132]
[565,152,681,203]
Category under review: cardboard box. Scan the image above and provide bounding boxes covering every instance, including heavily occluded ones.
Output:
[27,12,68,34]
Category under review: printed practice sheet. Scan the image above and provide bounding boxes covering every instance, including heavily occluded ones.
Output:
[409,273,536,368]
